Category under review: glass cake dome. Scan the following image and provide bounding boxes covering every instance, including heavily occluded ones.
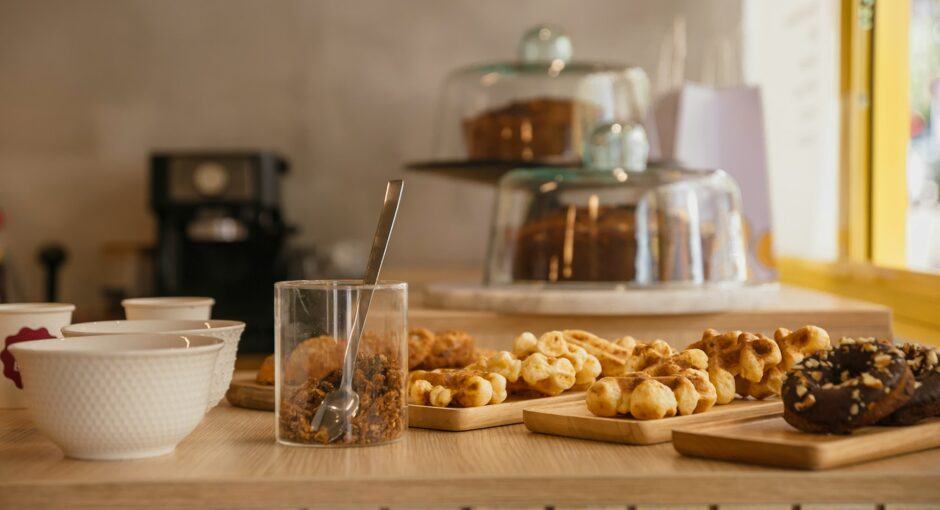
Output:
[432,24,651,165]
[484,122,749,286]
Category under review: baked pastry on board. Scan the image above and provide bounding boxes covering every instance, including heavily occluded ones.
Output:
[782,338,915,434]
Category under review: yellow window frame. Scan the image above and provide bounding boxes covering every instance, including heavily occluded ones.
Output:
[779,0,940,345]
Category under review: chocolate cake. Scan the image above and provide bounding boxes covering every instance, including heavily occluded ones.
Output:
[462,98,587,161]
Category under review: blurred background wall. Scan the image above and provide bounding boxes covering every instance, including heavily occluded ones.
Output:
[0,0,838,318]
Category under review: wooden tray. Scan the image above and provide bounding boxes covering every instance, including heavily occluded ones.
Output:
[523,399,783,445]
[226,374,274,411]
[673,415,940,470]
[410,392,585,431]
[227,373,585,432]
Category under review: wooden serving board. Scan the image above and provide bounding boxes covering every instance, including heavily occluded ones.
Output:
[672,415,940,470]
[227,372,585,432]
[523,399,783,445]
[410,392,586,431]
[225,374,274,411]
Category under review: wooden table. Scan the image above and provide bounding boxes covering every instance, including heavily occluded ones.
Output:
[2,404,938,509]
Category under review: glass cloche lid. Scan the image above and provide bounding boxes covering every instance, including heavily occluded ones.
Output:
[484,122,749,287]
[429,24,651,167]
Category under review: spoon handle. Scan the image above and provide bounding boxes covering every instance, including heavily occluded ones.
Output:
[363,180,404,286]
[341,180,404,385]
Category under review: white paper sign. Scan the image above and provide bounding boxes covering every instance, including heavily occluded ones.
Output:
[655,83,777,282]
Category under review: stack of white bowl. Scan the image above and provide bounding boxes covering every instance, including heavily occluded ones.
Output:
[62,319,245,409]
[6,296,246,460]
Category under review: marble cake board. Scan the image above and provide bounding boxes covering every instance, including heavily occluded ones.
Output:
[423,282,781,315]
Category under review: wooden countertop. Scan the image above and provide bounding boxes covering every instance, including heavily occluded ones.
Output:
[410,284,894,349]
[2,403,939,509]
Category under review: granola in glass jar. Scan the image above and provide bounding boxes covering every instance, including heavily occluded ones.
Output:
[278,337,406,446]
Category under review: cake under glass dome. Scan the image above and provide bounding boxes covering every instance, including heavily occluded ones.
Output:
[431,24,651,166]
[417,24,751,290]
[484,121,749,287]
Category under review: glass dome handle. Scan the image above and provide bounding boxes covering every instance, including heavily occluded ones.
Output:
[583,122,650,172]
[518,24,573,64]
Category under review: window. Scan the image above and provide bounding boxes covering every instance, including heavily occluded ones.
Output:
[907,0,940,270]
[778,0,940,346]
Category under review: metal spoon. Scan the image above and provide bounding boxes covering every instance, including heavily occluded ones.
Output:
[310,179,404,443]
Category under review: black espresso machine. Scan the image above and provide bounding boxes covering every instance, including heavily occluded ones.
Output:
[150,151,290,353]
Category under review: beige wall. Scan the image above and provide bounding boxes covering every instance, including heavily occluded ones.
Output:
[0,0,743,316]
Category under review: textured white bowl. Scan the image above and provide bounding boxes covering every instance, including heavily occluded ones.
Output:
[10,334,222,460]
[122,297,214,321]
[61,320,244,409]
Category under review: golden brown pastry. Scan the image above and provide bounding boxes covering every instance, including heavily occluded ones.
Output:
[513,331,602,389]
[736,326,831,399]
[256,354,275,385]
[513,330,568,358]
[408,327,435,369]
[466,350,522,382]
[469,349,582,397]
[641,349,709,377]
[417,330,477,370]
[408,368,508,407]
[509,353,577,396]
[586,369,717,420]
[563,330,677,377]
[616,337,677,374]
[688,329,782,404]
[472,347,501,362]
[562,330,631,376]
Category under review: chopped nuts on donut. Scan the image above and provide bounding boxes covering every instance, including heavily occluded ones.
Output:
[794,394,816,411]
[783,338,915,434]
[874,353,892,369]
[861,372,884,390]
[881,343,940,425]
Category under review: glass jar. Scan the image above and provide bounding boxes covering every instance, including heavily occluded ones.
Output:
[432,24,651,165]
[275,280,407,447]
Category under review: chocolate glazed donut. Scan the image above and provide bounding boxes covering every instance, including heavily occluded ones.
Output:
[782,338,915,434]
[880,343,940,425]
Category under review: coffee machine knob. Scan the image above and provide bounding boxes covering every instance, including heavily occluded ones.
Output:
[193,161,230,197]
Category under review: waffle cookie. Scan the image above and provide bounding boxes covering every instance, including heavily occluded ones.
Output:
[688,329,783,404]
[408,368,508,408]
[586,368,717,420]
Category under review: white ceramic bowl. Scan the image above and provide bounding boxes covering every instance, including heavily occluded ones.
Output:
[10,334,222,460]
[61,320,245,409]
[122,297,214,321]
